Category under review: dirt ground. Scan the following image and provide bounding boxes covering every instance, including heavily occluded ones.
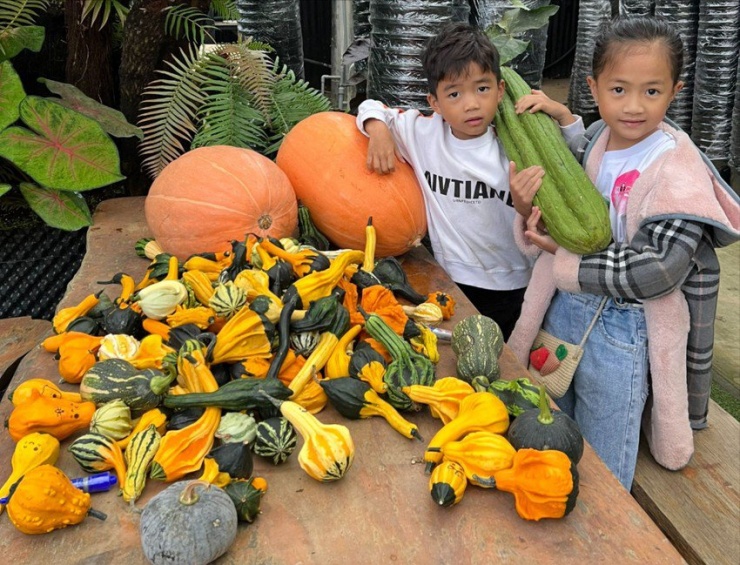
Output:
[541,78,740,400]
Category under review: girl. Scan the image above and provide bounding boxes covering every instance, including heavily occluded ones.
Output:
[507,16,740,489]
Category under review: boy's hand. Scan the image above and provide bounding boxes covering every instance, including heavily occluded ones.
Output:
[525,206,558,255]
[515,89,576,127]
[509,161,544,218]
[365,119,405,175]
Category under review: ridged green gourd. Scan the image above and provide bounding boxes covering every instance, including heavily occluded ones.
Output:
[496,66,611,255]
[451,315,503,384]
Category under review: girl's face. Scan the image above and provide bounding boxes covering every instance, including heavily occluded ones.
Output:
[427,62,504,140]
[587,42,683,151]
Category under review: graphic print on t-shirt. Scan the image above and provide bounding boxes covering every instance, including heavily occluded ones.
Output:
[424,170,514,207]
[612,169,640,217]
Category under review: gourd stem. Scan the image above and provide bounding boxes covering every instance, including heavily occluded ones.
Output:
[88,508,108,521]
[179,480,211,505]
[536,386,554,425]
[259,390,282,409]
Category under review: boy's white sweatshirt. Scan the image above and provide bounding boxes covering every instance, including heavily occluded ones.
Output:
[357,100,533,290]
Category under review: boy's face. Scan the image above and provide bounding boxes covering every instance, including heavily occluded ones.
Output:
[427,62,504,140]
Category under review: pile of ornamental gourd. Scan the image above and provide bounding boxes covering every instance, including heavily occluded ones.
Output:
[1,213,583,565]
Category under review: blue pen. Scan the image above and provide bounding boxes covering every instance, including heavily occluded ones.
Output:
[0,471,117,504]
[72,471,118,493]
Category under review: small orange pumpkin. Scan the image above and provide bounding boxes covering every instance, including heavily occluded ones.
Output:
[276,112,427,257]
[145,146,298,259]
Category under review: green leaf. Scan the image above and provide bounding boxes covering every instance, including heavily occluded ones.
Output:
[38,77,144,139]
[0,96,124,191]
[0,25,44,62]
[0,0,49,28]
[0,183,11,197]
[499,6,560,36]
[0,60,25,130]
[491,36,530,66]
[19,182,93,230]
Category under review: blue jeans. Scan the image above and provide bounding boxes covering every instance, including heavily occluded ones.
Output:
[542,291,649,490]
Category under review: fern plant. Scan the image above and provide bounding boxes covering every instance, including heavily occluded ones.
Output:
[138,39,332,178]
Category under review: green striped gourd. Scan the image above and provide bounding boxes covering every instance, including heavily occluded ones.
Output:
[80,358,175,415]
[123,424,161,503]
[495,66,611,255]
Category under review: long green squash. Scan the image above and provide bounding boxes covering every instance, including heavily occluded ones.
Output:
[496,66,611,255]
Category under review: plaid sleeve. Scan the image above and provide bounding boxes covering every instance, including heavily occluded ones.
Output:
[577,218,704,300]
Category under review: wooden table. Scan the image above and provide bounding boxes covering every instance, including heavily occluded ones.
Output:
[0,197,685,564]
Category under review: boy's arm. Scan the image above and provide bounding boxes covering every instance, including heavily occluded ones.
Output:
[356,100,411,175]
[553,218,704,299]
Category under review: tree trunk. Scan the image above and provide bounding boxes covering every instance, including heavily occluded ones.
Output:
[118,0,209,195]
[119,0,171,125]
[64,0,116,105]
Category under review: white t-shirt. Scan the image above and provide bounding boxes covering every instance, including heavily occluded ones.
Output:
[356,100,534,290]
[595,131,676,242]
[561,121,676,243]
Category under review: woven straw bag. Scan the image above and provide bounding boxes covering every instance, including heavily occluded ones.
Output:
[528,297,607,398]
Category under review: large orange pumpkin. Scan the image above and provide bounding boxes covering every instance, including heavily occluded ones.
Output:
[145,146,298,259]
[275,112,426,257]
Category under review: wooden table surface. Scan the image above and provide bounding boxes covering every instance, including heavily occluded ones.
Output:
[0,197,685,564]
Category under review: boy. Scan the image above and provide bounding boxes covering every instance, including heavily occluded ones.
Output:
[356,22,543,338]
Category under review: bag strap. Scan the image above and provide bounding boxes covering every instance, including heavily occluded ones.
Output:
[578,297,608,348]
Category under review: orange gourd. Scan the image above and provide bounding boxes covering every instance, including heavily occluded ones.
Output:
[276,112,427,257]
[145,146,298,259]
[6,465,106,534]
[6,391,97,442]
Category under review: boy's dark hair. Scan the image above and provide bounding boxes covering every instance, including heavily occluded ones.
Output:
[421,22,501,96]
[592,16,684,84]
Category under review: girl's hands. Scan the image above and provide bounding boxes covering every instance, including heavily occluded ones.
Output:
[525,206,558,255]
[515,89,576,127]
[509,161,544,218]
[365,119,406,174]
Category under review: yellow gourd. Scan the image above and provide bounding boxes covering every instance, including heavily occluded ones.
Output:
[362,217,376,272]
[0,433,60,515]
[166,305,217,329]
[182,270,216,304]
[150,351,221,482]
[198,458,231,488]
[288,331,339,397]
[268,395,355,482]
[52,293,101,333]
[323,324,363,380]
[290,249,364,308]
[9,378,82,406]
[6,465,106,534]
[210,304,272,365]
[432,431,516,488]
[423,391,509,472]
[429,460,467,507]
[291,377,329,414]
[129,334,175,370]
[117,408,168,450]
[409,323,440,363]
[402,376,475,425]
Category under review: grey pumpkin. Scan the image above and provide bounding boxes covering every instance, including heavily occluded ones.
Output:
[140,480,238,565]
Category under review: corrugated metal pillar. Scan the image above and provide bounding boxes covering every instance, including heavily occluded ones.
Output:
[328,0,355,111]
